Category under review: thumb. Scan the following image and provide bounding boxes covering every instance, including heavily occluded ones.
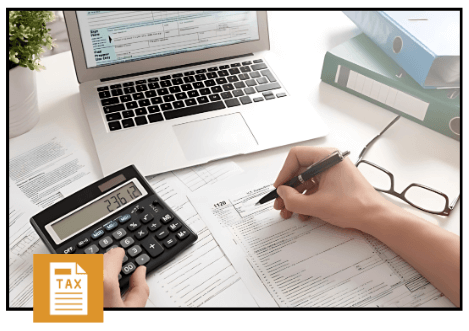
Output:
[124,266,149,307]
[277,185,315,216]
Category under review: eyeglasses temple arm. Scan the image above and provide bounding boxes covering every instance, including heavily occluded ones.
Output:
[357,116,401,163]
[449,194,460,210]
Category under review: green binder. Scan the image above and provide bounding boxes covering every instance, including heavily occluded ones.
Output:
[321,33,460,141]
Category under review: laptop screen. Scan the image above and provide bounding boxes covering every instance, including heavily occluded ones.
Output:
[76,11,260,69]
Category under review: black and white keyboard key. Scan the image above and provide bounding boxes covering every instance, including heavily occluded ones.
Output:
[225,98,240,107]
[141,237,164,258]
[106,113,122,122]
[99,91,111,99]
[122,119,135,128]
[108,121,122,131]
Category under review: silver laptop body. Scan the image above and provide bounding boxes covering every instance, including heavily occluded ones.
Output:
[64,11,329,176]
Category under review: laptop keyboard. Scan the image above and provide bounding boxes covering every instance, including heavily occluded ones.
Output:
[97,59,287,132]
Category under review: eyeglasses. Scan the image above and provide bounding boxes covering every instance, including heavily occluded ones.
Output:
[355,116,460,216]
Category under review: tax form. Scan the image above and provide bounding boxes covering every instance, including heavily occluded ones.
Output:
[192,182,455,307]
[144,170,258,307]
[50,263,88,315]
[9,126,99,308]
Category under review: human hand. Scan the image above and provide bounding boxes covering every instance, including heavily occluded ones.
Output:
[273,146,396,230]
[103,247,149,307]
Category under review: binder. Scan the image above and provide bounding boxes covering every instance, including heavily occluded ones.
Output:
[321,33,460,141]
[343,11,460,89]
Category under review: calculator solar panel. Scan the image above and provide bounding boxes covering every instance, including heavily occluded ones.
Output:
[30,165,198,292]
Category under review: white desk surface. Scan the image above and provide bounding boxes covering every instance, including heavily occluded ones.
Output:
[10,11,460,236]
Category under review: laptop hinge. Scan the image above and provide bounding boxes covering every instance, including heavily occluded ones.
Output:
[100,53,254,82]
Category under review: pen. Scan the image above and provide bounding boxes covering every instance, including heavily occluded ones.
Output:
[256,150,351,205]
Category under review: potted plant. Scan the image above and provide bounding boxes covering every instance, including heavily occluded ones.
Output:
[9,11,55,138]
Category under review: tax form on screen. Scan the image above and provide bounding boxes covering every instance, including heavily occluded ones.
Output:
[191,181,456,307]
[75,11,260,68]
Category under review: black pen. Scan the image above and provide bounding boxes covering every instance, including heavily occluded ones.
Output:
[256,150,351,205]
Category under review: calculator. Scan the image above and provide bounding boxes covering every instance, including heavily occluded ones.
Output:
[30,165,198,291]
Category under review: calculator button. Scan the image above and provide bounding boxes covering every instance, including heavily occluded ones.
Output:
[136,206,145,213]
[148,221,162,232]
[141,213,154,224]
[106,245,118,252]
[122,262,136,275]
[127,220,141,232]
[135,228,148,240]
[155,229,169,240]
[135,254,150,266]
[123,255,128,263]
[112,228,127,240]
[161,213,173,224]
[176,229,190,240]
[62,246,75,254]
[84,244,99,254]
[99,236,113,248]
[127,245,143,257]
[168,222,182,232]
[91,229,105,240]
[120,237,135,248]
[118,214,132,224]
[104,220,118,231]
[77,237,90,248]
[163,237,178,249]
[141,237,165,258]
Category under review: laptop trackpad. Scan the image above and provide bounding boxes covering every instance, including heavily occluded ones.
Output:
[173,113,258,161]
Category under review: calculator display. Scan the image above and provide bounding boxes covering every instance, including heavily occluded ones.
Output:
[51,182,143,240]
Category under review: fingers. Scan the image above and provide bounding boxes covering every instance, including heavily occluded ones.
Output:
[280,208,293,219]
[274,176,318,211]
[124,266,150,307]
[104,247,125,276]
[103,247,125,307]
[274,197,284,210]
[277,185,316,216]
[273,146,334,188]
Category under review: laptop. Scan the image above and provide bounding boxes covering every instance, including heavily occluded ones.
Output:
[64,11,329,176]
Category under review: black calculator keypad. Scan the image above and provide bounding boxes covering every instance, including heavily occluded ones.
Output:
[163,237,177,249]
[91,229,105,240]
[161,213,173,224]
[141,213,154,224]
[127,245,142,257]
[148,221,162,232]
[99,236,113,248]
[120,237,135,248]
[47,167,198,293]
[122,262,136,275]
[141,237,165,258]
[135,254,150,266]
[176,229,190,240]
[168,221,182,232]
[77,237,90,248]
[84,244,99,254]
[112,228,127,240]
[118,214,131,224]
[127,220,142,231]
[155,229,169,240]
[135,228,148,240]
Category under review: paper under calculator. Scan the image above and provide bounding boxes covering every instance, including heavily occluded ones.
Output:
[30,165,198,290]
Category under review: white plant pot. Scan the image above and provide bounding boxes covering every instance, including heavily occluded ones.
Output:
[9,65,40,138]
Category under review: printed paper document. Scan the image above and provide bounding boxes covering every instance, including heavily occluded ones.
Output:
[192,182,455,307]
[145,169,257,307]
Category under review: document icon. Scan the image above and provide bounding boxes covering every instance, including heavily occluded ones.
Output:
[50,263,88,315]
